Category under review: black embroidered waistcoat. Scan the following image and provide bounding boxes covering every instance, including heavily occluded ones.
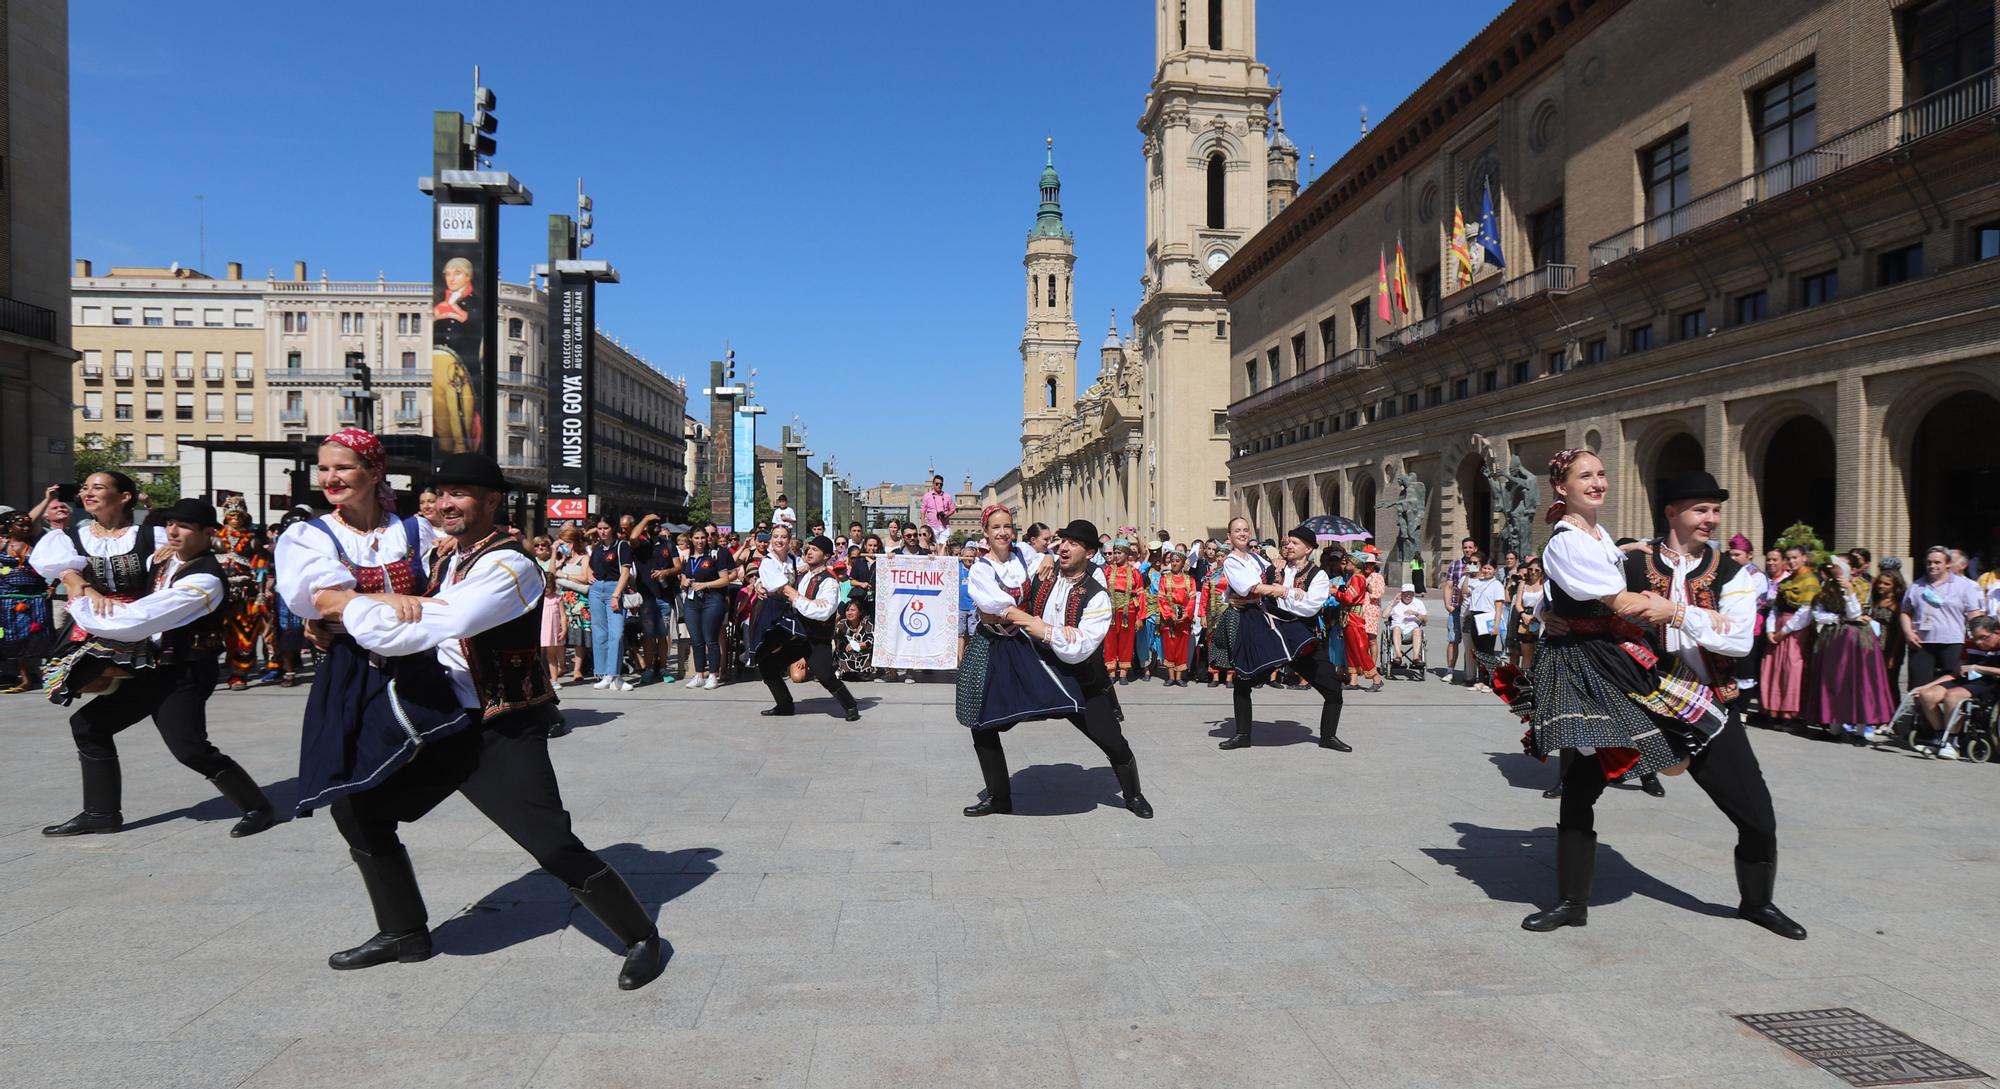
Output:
[429,535,559,728]
[1026,573,1111,698]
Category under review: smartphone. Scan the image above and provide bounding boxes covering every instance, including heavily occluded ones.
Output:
[51,483,79,503]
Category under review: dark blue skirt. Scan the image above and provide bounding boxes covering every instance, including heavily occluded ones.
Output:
[956,624,1084,732]
[294,637,474,817]
[745,594,798,660]
[1232,606,1319,677]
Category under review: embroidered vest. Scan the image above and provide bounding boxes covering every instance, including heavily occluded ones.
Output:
[429,534,558,726]
[1626,542,1742,703]
[1027,573,1110,697]
[156,554,226,665]
[796,569,836,640]
[308,515,428,595]
[66,525,151,598]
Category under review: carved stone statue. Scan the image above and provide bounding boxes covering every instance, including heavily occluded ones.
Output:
[1489,454,1541,559]
[1379,471,1428,565]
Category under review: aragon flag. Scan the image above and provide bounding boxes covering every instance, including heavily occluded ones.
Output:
[1377,247,1393,322]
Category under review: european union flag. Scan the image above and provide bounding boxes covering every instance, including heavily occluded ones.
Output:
[1474,182,1506,271]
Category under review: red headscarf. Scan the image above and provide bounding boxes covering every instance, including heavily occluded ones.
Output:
[1544,447,1587,525]
[322,427,397,512]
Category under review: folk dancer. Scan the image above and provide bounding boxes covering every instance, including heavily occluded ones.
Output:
[959,518,1151,819]
[1156,548,1198,687]
[1517,460,1804,940]
[302,451,666,988]
[756,533,861,721]
[1103,542,1146,681]
[1217,520,1351,753]
[214,501,271,690]
[38,493,275,838]
[1758,545,1819,721]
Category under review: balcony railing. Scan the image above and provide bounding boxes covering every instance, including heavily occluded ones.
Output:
[1230,348,1376,417]
[0,295,58,342]
[1375,315,1440,355]
[81,364,103,378]
[173,366,194,380]
[280,409,307,424]
[112,365,133,379]
[233,368,254,381]
[501,455,536,469]
[204,368,224,381]
[498,369,540,388]
[143,366,165,380]
[80,408,102,421]
[267,280,430,295]
[394,409,424,423]
[1591,64,1998,266]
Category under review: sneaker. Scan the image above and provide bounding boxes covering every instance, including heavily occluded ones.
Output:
[1936,743,1960,760]
[903,675,916,684]
[659,674,676,685]
[702,676,719,690]
[592,677,612,690]
[685,676,703,689]
[614,679,634,692]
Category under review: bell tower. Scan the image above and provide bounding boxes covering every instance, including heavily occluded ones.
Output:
[1136,0,1276,539]
[1021,137,1079,450]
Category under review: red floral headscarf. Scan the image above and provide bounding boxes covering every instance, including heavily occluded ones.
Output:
[322,427,397,512]
[1545,447,1588,525]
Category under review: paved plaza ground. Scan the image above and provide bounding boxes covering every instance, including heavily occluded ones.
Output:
[3,654,1998,1088]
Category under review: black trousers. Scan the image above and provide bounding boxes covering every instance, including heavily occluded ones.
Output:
[1557,712,1777,864]
[759,636,857,712]
[69,657,232,777]
[330,715,605,890]
[971,689,1133,801]
[1907,641,1963,690]
[1232,653,1344,738]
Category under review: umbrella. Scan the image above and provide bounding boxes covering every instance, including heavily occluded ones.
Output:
[1297,514,1371,542]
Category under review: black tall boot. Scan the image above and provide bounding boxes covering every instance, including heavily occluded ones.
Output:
[43,755,123,837]
[329,846,434,969]
[570,865,667,990]
[1111,759,1153,819]
[208,759,275,838]
[965,737,1012,816]
[1220,681,1253,749]
[1522,826,1595,931]
[1319,695,1352,752]
[1735,853,1808,940]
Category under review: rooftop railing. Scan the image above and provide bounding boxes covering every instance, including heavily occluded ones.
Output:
[1590,65,1998,266]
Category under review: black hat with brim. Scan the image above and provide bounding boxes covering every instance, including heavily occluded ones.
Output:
[430,452,508,491]
[1055,518,1099,547]
[1656,471,1729,510]
[160,498,222,529]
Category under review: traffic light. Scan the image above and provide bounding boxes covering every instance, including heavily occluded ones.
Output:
[726,346,736,382]
[471,84,497,161]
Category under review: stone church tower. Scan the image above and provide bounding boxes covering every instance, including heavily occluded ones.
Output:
[1136,0,1277,540]
[1020,139,1080,451]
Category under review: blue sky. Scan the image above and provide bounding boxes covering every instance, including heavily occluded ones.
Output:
[71,0,1507,490]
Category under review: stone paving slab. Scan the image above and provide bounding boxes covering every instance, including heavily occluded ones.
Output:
[2,660,1998,1087]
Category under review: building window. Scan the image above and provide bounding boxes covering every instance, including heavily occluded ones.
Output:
[1344,410,1358,430]
[402,350,417,369]
[113,350,133,378]
[146,436,165,462]
[205,393,223,421]
[1266,347,1281,387]
[1215,319,1227,338]
[1643,130,1691,241]
[1208,0,1224,48]
[176,392,194,421]
[114,393,133,421]
[204,352,224,380]
[203,308,223,328]
[142,307,163,326]
[1754,65,1818,192]
[1449,377,1468,400]
[83,392,103,421]
[1379,399,1396,420]
[236,393,255,422]
[1528,200,1565,267]
[144,351,164,379]
[145,392,163,421]
[1511,359,1531,384]
[1734,290,1769,324]
[1404,393,1420,414]
[1877,243,1924,286]
[1624,324,1654,353]
[295,312,307,332]
[1290,332,1307,372]
[508,317,524,339]
[80,305,102,325]
[1975,223,2000,261]
[173,351,193,379]
[285,350,302,371]
[1212,411,1229,435]
[1677,308,1709,340]
[1214,480,1228,498]
[1901,0,1995,99]
[83,350,103,377]
[1319,316,1337,359]
[1583,338,1608,365]
[1418,265,1441,323]
[1481,368,1499,393]
[1800,268,1838,307]
[235,353,253,380]
[1244,359,1258,393]
[1047,277,1056,307]
[234,308,254,328]
[1546,350,1567,376]
[112,307,133,326]
[1206,153,1227,229]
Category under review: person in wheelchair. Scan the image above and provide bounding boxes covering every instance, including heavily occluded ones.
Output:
[1386,583,1428,679]
[1909,614,2000,760]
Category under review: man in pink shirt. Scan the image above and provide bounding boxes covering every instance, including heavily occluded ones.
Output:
[921,474,956,538]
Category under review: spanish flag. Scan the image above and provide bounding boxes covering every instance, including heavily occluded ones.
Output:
[1376,247,1393,323]
[1392,235,1412,317]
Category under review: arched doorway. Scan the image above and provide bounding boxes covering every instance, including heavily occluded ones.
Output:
[1317,474,1342,522]
[1352,475,1378,541]
[1646,431,1706,537]
[1759,415,1837,549]
[1910,391,2000,562]
[1455,454,1494,557]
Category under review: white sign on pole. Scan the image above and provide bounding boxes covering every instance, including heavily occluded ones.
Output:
[872,554,961,670]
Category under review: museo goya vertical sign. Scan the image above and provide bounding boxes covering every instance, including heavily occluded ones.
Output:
[430,200,498,459]
[545,270,593,521]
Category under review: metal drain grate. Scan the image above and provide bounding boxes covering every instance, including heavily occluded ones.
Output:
[1736,1008,1989,1087]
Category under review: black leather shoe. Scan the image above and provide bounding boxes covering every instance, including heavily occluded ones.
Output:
[229,809,276,838]
[1521,901,1588,931]
[1217,733,1252,750]
[1640,775,1666,798]
[619,934,667,990]
[760,706,794,717]
[1318,733,1353,753]
[962,797,1013,817]
[1735,856,1808,940]
[1739,902,1808,941]
[1124,793,1154,819]
[328,928,433,969]
[42,810,122,837]
[844,708,860,722]
[1541,786,1563,799]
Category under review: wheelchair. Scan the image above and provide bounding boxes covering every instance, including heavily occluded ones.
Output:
[1889,682,1999,763]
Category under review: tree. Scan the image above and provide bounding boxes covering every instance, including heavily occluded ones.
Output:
[1772,521,1829,566]
[71,433,130,480]
[141,467,181,510]
[753,472,773,528]
[687,485,711,525]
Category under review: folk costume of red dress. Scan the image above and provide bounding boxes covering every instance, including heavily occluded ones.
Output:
[1337,573,1376,674]
[1104,561,1147,671]
[1156,571,1197,669]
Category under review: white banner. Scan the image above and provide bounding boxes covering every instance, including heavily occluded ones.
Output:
[872,554,961,670]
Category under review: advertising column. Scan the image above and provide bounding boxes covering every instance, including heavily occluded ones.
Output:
[430,199,499,458]
[545,267,592,522]
[732,404,758,533]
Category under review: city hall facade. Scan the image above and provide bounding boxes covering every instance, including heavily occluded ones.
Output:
[1218,0,1998,570]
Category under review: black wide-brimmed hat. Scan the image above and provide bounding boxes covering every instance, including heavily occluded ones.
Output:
[430,452,507,491]
[1656,471,1729,509]
[1054,518,1099,547]
[159,498,222,529]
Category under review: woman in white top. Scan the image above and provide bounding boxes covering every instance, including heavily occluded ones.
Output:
[39,495,276,839]
[754,533,858,720]
[1461,557,1506,690]
[1217,520,1350,753]
[957,504,1080,732]
[32,470,170,703]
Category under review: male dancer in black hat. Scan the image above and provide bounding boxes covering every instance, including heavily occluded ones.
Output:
[314,452,667,988]
[1525,471,1805,939]
[1216,521,1352,753]
[44,498,277,839]
[963,518,1151,819]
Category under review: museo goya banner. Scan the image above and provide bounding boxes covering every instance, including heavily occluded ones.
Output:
[872,554,961,670]
[544,269,592,522]
[430,199,498,459]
